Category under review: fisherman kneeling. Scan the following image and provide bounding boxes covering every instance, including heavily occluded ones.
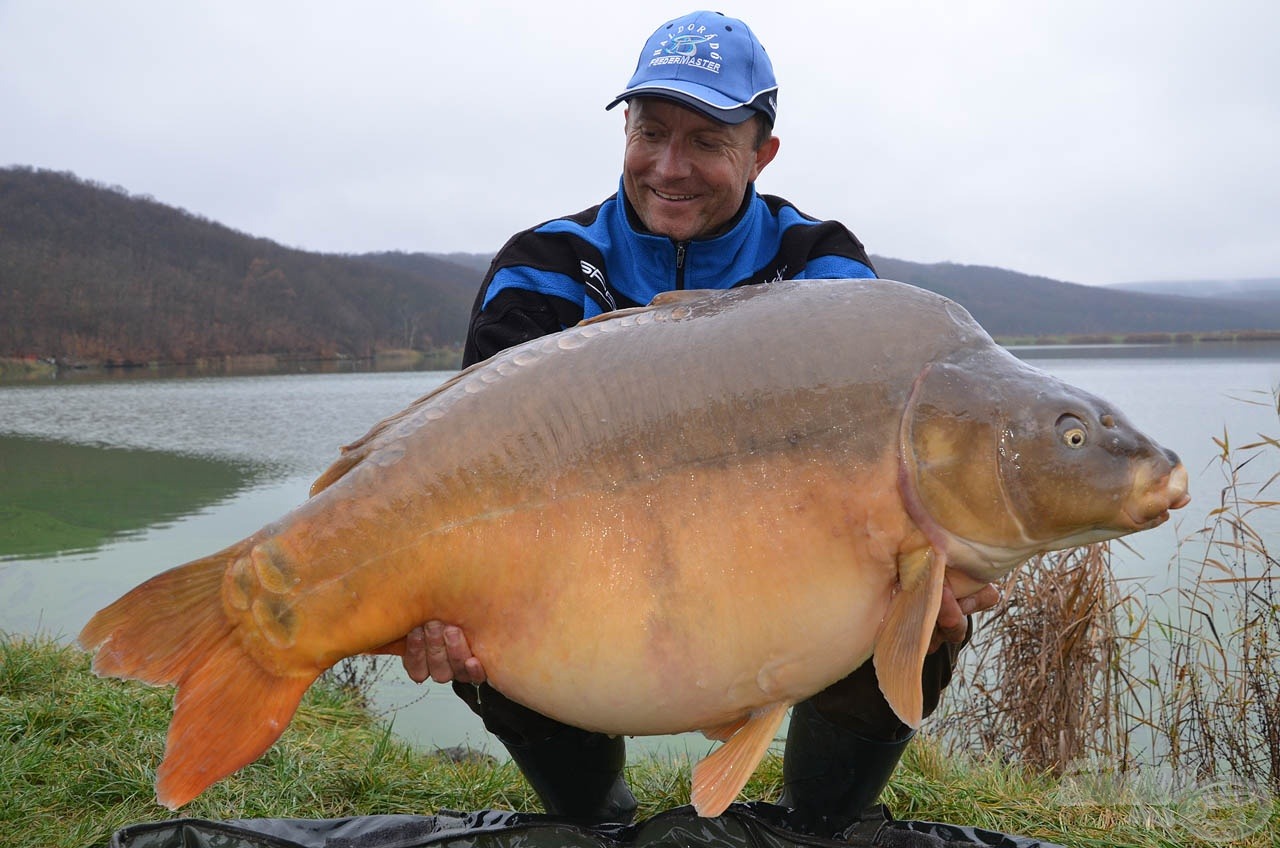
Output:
[399,11,999,838]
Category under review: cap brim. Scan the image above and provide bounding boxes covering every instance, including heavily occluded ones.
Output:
[605,85,761,125]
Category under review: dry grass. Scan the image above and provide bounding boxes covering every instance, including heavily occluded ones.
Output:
[934,542,1132,774]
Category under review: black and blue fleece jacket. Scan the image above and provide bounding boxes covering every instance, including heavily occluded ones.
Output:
[462,181,876,366]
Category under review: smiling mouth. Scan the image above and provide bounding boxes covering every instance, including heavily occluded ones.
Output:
[652,188,696,202]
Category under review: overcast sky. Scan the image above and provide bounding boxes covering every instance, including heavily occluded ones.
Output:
[3,1,1277,286]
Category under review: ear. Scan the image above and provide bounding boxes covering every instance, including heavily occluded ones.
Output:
[752,135,781,179]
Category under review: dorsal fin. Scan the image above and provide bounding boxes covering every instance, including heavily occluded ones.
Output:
[309,367,476,496]
[577,289,719,328]
[649,289,717,307]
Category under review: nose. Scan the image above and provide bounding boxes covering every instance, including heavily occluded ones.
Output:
[652,138,693,180]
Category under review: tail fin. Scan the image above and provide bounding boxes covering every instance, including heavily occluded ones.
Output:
[78,543,318,808]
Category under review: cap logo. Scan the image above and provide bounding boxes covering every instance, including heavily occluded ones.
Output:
[650,23,722,74]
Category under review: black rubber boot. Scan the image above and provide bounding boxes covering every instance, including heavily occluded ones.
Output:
[778,699,914,838]
[504,726,638,825]
[453,681,638,824]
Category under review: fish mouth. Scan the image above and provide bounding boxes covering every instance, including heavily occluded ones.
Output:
[1121,462,1190,529]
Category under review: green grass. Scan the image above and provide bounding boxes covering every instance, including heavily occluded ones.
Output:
[1,635,1275,848]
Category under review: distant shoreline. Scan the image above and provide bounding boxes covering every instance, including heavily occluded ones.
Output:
[4,330,1280,384]
[994,328,1280,346]
[0,348,463,383]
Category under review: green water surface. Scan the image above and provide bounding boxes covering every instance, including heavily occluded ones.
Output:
[0,434,258,560]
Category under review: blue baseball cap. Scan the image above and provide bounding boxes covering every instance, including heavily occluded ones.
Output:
[605,11,778,125]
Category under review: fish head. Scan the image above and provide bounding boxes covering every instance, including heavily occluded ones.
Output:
[900,348,1190,580]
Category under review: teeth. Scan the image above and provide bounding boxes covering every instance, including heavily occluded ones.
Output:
[654,189,695,201]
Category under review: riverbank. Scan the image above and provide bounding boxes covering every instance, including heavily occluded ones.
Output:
[0,347,463,384]
[8,332,1280,385]
[2,636,1273,848]
[996,328,1280,346]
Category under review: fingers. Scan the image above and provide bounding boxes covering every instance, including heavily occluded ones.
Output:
[402,625,430,683]
[959,582,1002,616]
[402,621,488,685]
[928,584,969,653]
[441,623,487,685]
[424,620,455,684]
[927,581,1003,654]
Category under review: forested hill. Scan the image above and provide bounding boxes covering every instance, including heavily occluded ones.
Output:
[406,251,1280,339]
[3,166,1279,368]
[870,257,1280,337]
[0,167,477,364]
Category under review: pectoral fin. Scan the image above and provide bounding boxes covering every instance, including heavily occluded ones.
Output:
[691,702,788,817]
[873,547,946,728]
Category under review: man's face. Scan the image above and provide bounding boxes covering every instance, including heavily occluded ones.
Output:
[622,97,779,242]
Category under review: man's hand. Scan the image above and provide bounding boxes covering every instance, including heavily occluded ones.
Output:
[928,581,1001,654]
[402,621,487,685]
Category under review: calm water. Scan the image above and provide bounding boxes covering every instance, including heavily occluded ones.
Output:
[1,343,1277,758]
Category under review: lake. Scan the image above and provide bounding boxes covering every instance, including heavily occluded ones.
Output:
[2,342,1278,759]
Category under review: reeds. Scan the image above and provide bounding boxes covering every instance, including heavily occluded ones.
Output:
[936,388,1280,842]
[1133,391,1280,793]
[933,542,1131,774]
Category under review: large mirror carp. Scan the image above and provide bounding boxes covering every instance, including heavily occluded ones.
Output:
[80,278,1189,815]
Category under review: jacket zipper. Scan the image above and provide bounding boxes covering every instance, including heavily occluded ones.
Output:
[675,241,687,290]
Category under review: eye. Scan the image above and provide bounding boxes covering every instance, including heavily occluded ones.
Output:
[1055,414,1088,449]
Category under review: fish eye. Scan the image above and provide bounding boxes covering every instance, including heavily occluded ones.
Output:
[1055,414,1088,449]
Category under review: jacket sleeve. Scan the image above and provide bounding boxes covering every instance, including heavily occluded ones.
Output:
[461,231,589,367]
[795,219,877,280]
[463,284,578,367]
[758,201,878,284]
[798,253,877,280]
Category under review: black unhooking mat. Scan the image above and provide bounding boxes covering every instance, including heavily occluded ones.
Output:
[100,803,1065,848]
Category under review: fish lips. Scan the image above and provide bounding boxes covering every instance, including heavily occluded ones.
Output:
[1120,459,1191,530]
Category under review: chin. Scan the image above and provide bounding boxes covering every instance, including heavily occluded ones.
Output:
[637,209,702,242]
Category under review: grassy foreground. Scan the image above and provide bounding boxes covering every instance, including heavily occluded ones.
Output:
[2,636,1275,848]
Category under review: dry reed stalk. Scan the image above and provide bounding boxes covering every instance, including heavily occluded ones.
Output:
[937,542,1130,774]
[1135,391,1280,792]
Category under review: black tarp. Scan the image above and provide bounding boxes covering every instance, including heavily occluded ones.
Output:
[101,803,1065,848]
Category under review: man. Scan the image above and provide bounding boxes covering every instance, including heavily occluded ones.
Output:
[402,11,999,838]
